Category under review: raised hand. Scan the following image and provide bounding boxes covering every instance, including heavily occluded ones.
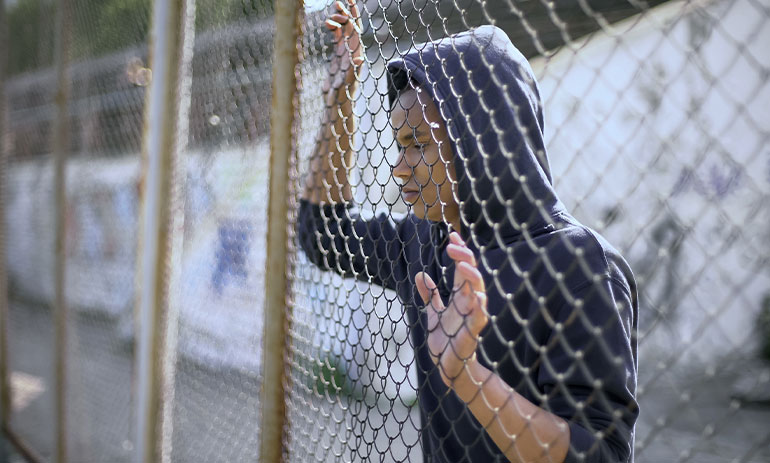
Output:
[415,232,489,387]
[323,0,364,97]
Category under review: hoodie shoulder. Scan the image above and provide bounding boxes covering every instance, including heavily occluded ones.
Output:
[552,217,636,296]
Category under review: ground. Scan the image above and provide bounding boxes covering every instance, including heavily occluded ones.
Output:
[2,299,769,462]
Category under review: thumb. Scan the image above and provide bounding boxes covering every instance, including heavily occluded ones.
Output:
[415,272,444,311]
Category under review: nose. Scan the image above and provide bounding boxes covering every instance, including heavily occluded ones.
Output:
[392,148,412,183]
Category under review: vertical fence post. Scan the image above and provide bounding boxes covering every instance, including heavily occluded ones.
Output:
[259,1,303,461]
[0,4,46,459]
[0,7,46,460]
[133,0,194,461]
[52,0,72,460]
[0,0,9,434]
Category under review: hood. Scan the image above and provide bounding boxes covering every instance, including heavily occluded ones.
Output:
[387,25,565,246]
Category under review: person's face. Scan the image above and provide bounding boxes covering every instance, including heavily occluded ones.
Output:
[390,87,460,229]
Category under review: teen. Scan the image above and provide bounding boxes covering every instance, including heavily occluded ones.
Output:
[298,2,638,461]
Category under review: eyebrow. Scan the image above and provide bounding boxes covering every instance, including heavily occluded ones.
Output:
[395,127,431,143]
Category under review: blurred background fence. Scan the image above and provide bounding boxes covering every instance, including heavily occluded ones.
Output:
[0,0,768,462]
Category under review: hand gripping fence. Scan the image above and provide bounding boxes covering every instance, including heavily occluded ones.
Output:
[1,0,769,462]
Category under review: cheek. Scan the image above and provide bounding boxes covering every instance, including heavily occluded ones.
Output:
[424,148,448,183]
[434,153,458,205]
[405,154,432,187]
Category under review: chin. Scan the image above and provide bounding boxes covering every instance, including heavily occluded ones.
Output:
[410,205,428,221]
[425,210,445,223]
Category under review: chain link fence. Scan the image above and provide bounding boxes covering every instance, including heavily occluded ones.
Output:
[3,0,62,459]
[1,0,768,462]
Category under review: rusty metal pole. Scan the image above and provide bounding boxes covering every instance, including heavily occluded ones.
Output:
[259,1,303,461]
[1,4,45,462]
[0,0,10,433]
[52,0,73,460]
[133,0,194,461]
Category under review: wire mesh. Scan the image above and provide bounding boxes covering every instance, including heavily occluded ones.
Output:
[5,0,151,460]
[289,0,770,462]
[168,2,274,462]
[4,0,62,458]
[64,1,151,460]
[0,0,768,462]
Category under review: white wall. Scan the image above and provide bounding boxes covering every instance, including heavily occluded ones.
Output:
[534,0,770,363]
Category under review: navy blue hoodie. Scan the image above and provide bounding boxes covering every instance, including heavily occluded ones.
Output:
[298,25,638,463]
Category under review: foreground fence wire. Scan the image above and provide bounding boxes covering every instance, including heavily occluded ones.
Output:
[1,0,768,462]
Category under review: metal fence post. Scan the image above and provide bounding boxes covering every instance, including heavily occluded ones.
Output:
[0,0,9,434]
[52,0,73,460]
[259,1,303,461]
[133,0,195,461]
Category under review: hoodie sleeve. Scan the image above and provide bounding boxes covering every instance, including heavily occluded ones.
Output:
[539,276,639,463]
[297,198,409,290]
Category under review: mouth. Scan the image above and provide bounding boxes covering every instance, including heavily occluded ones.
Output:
[401,188,420,203]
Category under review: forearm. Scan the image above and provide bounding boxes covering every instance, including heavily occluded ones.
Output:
[453,360,570,463]
[302,84,357,204]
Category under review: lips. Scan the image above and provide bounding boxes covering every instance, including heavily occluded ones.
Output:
[401,187,420,203]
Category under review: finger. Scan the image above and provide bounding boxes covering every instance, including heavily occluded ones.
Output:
[448,231,465,246]
[348,0,360,20]
[456,261,485,293]
[337,1,364,36]
[447,243,478,292]
[328,17,362,46]
[335,0,351,17]
[330,13,348,25]
[469,291,489,333]
[325,19,342,30]
[349,19,363,36]
[415,272,444,311]
[446,243,476,267]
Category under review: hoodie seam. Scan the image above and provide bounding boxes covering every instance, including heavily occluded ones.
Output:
[579,226,634,301]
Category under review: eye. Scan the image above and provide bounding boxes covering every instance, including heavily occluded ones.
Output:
[394,140,428,152]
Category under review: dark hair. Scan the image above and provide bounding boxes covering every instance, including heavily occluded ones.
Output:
[386,68,416,110]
